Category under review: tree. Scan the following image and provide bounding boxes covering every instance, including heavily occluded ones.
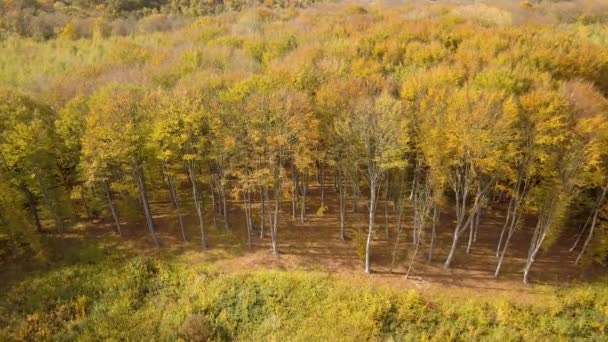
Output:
[335,87,409,274]
[148,90,211,249]
[82,84,159,246]
[0,88,68,236]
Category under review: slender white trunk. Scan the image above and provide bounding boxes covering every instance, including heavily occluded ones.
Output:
[365,180,377,274]
[320,162,325,207]
[338,170,345,241]
[271,166,281,255]
[576,183,608,264]
[428,207,438,262]
[300,173,307,223]
[496,196,514,257]
[163,164,186,241]
[390,200,403,272]
[222,179,229,230]
[187,163,206,249]
[260,187,265,239]
[103,179,122,236]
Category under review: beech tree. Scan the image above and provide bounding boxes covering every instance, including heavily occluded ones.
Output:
[148,90,212,248]
[0,88,68,236]
[82,84,159,246]
[336,87,409,274]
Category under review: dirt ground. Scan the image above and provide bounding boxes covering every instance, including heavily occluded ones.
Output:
[82,178,603,303]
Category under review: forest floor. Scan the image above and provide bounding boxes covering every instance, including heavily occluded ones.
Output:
[46,179,603,306]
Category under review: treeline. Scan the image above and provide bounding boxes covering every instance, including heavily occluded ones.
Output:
[1,4,608,283]
[0,0,320,40]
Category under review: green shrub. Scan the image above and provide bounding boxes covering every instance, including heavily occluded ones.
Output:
[2,249,608,340]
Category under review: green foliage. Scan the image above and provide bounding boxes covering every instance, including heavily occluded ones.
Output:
[2,247,608,340]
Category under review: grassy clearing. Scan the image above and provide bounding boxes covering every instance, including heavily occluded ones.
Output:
[1,237,607,341]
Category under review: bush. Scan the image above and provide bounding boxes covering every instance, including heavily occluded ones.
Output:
[2,249,608,340]
[179,313,212,342]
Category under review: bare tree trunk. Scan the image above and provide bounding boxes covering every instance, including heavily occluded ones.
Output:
[444,172,492,269]
[244,189,252,248]
[103,180,122,236]
[390,198,404,272]
[576,182,608,264]
[300,173,307,223]
[365,179,378,274]
[265,186,272,237]
[384,175,390,239]
[405,238,420,279]
[221,178,229,230]
[163,164,186,241]
[291,163,297,220]
[320,162,325,208]
[570,219,590,252]
[352,173,359,213]
[259,187,265,239]
[523,201,556,284]
[338,169,346,241]
[466,207,479,254]
[473,207,481,242]
[428,207,438,262]
[444,208,464,269]
[187,163,206,249]
[496,196,514,257]
[210,177,217,228]
[271,178,280,255]
[133,164,159,248]
[23,187,43,233]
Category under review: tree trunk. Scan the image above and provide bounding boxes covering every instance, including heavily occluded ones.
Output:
[365,180,377,274]
[81,191,92,219]
[23,187,43,233]
[244,190,252,248]
[494,196,524,277]
[444,223,461,269]
[466,207,478,254]
[163,164,186,241]
[405,236,420,280]
[428,207,438,262]
[384,175,390,239]
[35,172,64,238]
[300,173,307,223]
[352,173,359,213]
[473,207,481,242]
[496,196,514,257]
[570,219,590,252]
[259,187,265,239]
[390,199,403,272]
[338,170,346,241]
[320,162,325,208]
[576,182,608,264]
[444,175,492,269]
[133,164,159,248]
[187,163,206,249]
[210,177,217,228]
[523,202,556,284]
[271,178,280,255]
[291,163,297,220]
[221,179,229,230]
[103,180,122,236]
[265,186,272,237]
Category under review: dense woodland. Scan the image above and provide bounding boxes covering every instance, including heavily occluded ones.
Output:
[2,0,608,280]
[2,0,608,339]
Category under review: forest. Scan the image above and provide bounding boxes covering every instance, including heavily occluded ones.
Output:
[2,0,608,340]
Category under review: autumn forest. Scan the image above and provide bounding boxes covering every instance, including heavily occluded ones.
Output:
[2,0,608,340]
